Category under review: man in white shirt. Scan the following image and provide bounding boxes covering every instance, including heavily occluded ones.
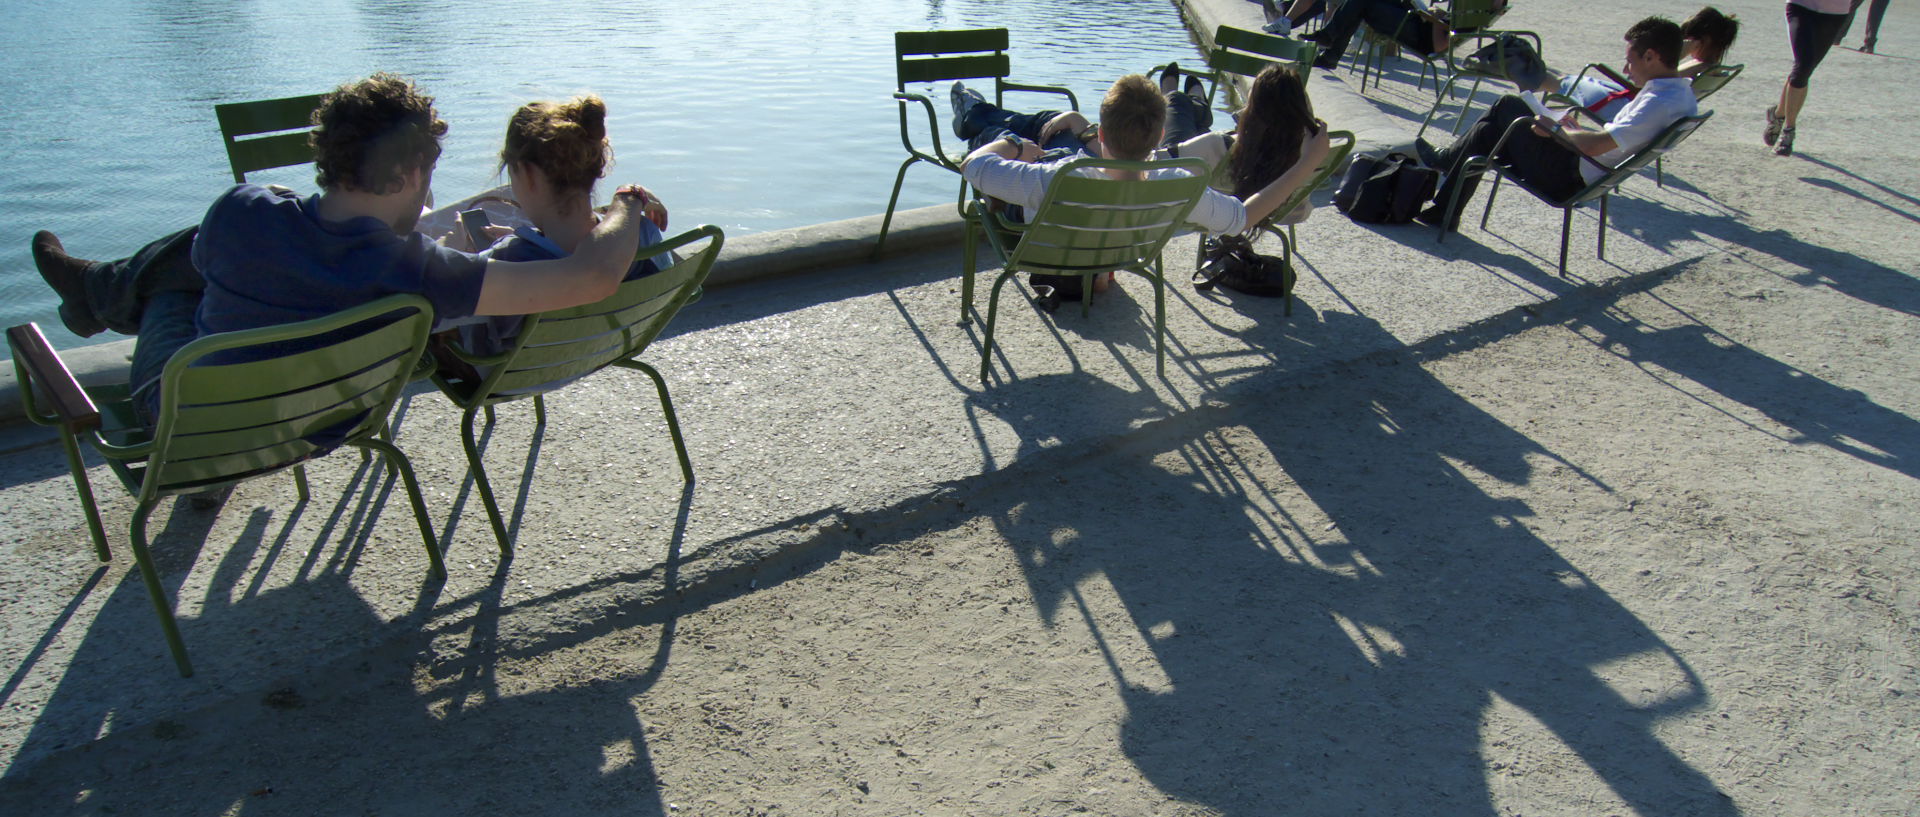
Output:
[1414,16,1698,230]
[960,74,1328,240]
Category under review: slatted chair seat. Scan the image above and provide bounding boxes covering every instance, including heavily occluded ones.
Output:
[961,157,1212,382]
[428,225,724,555]
[7,295,441,677]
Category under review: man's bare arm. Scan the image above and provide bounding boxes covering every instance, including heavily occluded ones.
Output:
[472,189,646,316]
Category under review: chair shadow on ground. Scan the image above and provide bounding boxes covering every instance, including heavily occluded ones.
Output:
[3,481,706,816]
[1570,293,1920,481]
[968,312,1739,815]
[1,455,447,779]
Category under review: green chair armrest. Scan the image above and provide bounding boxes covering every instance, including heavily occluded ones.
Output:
[893,90,961,170]
[6,323,100,431]
[997,80,1079,111]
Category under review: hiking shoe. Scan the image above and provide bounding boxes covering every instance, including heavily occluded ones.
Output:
[31,231,105,337]
[1774,126,1795,157]
[950,81,987,140]
[1762,105,1782,147]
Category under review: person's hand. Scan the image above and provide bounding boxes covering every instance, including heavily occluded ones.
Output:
[1037,111,1091,146]
[1531,113,1561,138]
[1005,135,1042,163]
[614,183,669,230]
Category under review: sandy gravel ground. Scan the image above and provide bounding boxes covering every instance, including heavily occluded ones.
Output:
[2,0,1917,814]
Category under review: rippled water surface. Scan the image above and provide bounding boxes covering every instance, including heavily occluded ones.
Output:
[0,0,1202,348]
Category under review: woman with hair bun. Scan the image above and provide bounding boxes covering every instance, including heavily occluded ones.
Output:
[455,95,674,358]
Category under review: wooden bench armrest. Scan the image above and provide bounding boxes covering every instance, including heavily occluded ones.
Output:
[6,324,101,430]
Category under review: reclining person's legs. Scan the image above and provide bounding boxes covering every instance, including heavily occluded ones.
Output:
[33,226,205,338]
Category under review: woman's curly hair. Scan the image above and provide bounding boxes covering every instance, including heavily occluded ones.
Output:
[310,73,447,194]
[499,96,611,215]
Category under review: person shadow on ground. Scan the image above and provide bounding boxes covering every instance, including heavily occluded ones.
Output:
[979,311,1739,815]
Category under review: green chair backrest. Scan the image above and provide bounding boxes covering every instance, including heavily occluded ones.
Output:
[1690,63,1742,101]
[1005,157,1213,274]
[895,28,1013,90]
[1211,25,1318,80]
[1447,0,1509,31]
[143,294,433,499]
[1238,130,1357,228]
[214,92,326,183]
[473,225,724,400]
[1570,112,1713,206]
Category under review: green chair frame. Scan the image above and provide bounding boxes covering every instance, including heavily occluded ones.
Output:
[6,295,442,677]
[1414,30,1545,136]
[1556,61,1742,186]
[877,28,1079,259]
[1163,25,1318,112]
[1191,130,1355,316]
[427,225,724,555]
[961,157,1212,382]
[214,92,326,183]
[1361,0,1535,102]
[1434,111,1714,273]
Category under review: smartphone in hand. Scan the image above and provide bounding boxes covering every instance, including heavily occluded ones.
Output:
[458,208,493,251]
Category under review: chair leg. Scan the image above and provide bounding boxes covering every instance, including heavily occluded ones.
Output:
[533,394,547,427]
[1655,156,1665,188]
[59,427,111,562]
[1193,232,1206,273]
[355,437,446,580]
[874,155,920,260]
[460,405,512,558]
[1558,208,1572,275]
[1276,231,1297,317]
[128,499,192,677]
[1480,171,1502,231]
[628,360,695,485]
[1079,274,1092,319]
[1149,264,1167,376]
[1597,195,1609,261]
[293,464,310,503]
[979,271,1015,384]
[961,222,977,325]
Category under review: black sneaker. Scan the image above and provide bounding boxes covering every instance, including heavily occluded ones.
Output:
[1413,137,1446,169]
[31,231,105,337]
[1031,285,1063,313]
[1414,204,1459,232]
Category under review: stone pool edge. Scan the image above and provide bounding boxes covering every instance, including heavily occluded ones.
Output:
[0,202,966,428]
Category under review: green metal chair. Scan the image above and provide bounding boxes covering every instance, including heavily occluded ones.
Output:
[1191,130,1355,316]
[877,28,1079,259]
[1557,61,1742,186]
[1363,0,1535,102]
[1434,111,1714,273]
[427,225,723,555]
[961,157,1212,382]
[1169,25,1318,112]
[214,92,327,183]
[6,295,442,677]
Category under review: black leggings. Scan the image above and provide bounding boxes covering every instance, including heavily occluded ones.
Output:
[1786,3,1847,88]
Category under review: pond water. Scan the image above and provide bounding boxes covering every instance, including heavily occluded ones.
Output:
[0,0,1204,349]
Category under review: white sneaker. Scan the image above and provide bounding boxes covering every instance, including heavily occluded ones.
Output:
[1263,17,1293,36]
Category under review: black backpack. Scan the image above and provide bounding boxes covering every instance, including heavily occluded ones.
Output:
[1332,152,1441,224]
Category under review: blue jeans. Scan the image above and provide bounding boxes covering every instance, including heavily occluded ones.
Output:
[956,101,1085,152]
[75,226,208,422]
